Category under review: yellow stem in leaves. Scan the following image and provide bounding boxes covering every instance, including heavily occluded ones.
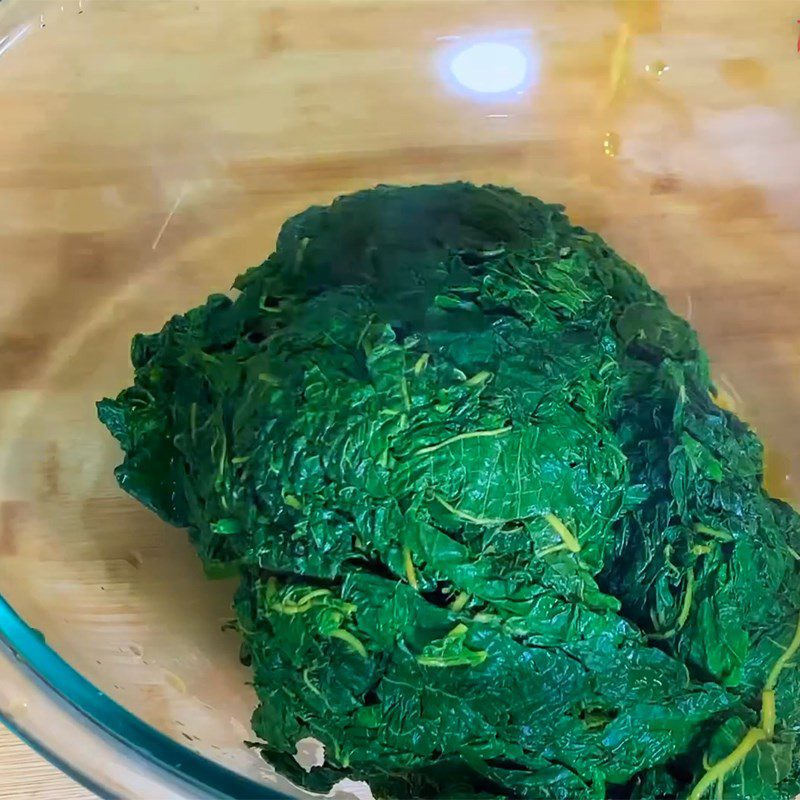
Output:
[415,426,511,457]
[536,543,568,557]
[544,514,581,553]
[675,569,695,630]
[648,570,694,640]
[400,372,411,411]
[691,609,800,798]
[765,610,800,691]
[450,592,469,612]
[694,523,733,542]
[761,690,776,738]
[688,727,766,800]
[464,370,492,386]
[329,629,367,658]
[403,546,419,590]
[434,495,511,526]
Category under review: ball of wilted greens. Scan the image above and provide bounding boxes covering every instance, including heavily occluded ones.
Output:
[100,183,800,800]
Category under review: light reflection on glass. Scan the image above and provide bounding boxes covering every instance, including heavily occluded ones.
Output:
[448,41,530,95]
[0,24,33,60]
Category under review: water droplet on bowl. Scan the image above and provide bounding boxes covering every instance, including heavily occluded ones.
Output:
[603,131,621,158]
[645,60,670,77]
[164,670,187,694]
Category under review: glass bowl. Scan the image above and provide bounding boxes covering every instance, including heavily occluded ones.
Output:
[0,0,798,796]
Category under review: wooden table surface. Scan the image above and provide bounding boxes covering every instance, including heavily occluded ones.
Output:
[1,0,800,796]
[0,726,93,800]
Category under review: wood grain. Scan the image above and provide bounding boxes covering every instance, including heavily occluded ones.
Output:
[0,0,799,794]
[0,725,94,800]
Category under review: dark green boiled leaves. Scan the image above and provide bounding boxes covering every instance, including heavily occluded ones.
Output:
[98,183,800,799]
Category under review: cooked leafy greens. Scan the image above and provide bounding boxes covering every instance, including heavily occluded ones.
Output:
[98,183,800,799]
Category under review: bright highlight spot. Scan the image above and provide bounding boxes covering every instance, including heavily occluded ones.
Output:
[449,42,529,94]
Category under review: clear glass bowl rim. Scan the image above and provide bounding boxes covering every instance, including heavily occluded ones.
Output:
[0,595,290,799]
